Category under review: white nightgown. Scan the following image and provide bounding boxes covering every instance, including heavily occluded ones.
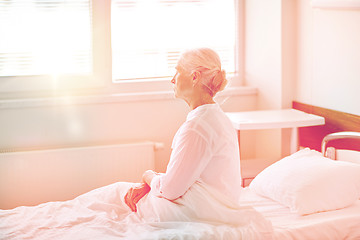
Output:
[134,103,270,227]
[150,103,242,202]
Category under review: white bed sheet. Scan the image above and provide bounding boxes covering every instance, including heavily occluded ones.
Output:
[2,181,359,240]
[0,182,273,240]
[239,187,360,240]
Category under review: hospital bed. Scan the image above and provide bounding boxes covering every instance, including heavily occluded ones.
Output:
[0,102,359,239]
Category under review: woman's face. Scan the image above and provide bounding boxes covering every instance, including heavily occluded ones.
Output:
[171,65,193,100]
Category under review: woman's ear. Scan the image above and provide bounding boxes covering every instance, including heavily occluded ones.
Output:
[192,71,201,85]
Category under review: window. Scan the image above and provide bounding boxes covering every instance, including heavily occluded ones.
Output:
[0,0,92,77]
[111,0,236,82]
[0,0,241,96]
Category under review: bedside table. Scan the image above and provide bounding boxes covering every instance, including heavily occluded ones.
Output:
[226,109,325,186]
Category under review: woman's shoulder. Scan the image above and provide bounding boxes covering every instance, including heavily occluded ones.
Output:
[178,117,213,143]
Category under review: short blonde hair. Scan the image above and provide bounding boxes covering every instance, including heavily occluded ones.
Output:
[177,48,227,97]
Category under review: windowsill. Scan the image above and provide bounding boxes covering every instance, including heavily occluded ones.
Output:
[0,86,257,109]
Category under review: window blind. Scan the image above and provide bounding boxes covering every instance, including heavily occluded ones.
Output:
[0,0,92,77]
[111,0,235,81]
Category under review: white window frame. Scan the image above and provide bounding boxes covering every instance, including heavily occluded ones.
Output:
[0,0,244,98]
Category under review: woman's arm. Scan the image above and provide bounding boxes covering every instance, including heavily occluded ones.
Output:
[142,170,158,186]
[151,128,212,200]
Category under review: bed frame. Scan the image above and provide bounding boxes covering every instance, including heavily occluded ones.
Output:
[292,101,360,152]
[322,131,360,159]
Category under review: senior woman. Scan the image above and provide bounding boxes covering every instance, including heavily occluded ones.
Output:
[124,48,244,224]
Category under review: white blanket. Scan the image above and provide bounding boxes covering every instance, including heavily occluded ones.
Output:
[0,182,273,240]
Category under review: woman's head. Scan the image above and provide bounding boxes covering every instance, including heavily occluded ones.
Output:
[175,48,228,97]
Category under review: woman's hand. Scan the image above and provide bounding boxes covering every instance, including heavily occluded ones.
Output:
[124,183,150,212]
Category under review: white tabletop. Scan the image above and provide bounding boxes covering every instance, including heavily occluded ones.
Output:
[226,109,325,130]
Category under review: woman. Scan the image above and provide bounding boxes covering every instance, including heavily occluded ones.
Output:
[124,48,242,222]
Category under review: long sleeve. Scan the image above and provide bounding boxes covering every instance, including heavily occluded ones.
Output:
[151,127,212,200]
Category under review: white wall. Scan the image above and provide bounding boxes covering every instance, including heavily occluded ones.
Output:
[245,0,282,110]
[244,0,297,161]
[296,0,360,115]
[0,93,257,174]
[243,0,359,163]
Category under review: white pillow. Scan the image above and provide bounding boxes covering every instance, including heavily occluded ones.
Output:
[249,148,360,215]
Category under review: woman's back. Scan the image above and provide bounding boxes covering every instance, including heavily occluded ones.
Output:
[181,103,241,201]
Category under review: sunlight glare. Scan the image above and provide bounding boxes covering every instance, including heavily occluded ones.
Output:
[0,0,92,77]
